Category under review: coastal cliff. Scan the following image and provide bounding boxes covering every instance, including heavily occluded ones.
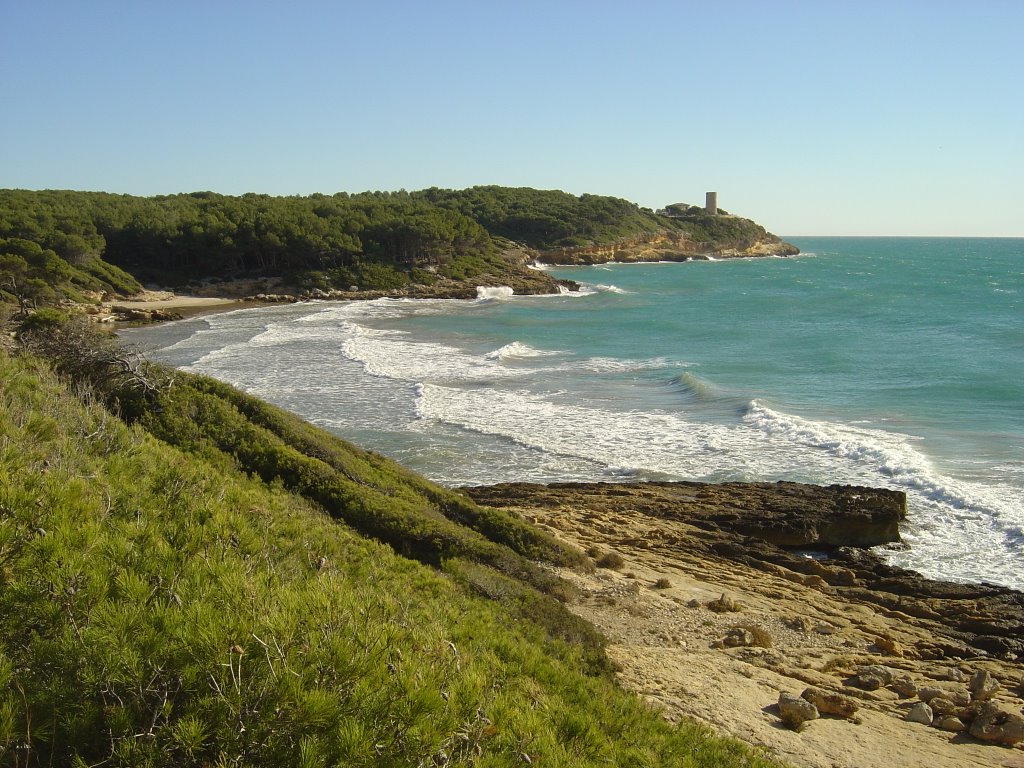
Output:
[535,229,799,266]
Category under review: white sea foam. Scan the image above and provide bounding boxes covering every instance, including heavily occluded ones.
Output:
[409,379,1021,587]
[743,401,1023,588]
[477,286,514,300]
[132,288,1024,590]
[576,356,678,373]
[485,341,558,361]
[591,284,630,294]
[341,328,542,383]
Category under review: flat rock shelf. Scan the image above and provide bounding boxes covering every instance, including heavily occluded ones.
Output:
[461,481,1024,768]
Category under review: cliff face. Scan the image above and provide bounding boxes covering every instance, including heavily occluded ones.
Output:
[535,227,799,265]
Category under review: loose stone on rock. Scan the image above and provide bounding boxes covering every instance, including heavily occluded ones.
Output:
[851,664,893,691]
[873,635,904,657]
[890,675,918,698]
[968,701,1024,746]
[936,716,965,732]
[801,687,859,719]
[722,628,754,648]
[969,669,1000,702]
[916,686,945,703]
[945,668,968,683]
[778,692,819,730]
[706,593,742,613]
[927,696,957,717]
[905,702,934,725]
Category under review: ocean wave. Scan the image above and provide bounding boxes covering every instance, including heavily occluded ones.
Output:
[411,380,1022,588]
[591,283,630,294]
[485,341,559,362]
[740,400,1003,514]
[477,286,514,300]
[742,400,1024,587]
[670,371,721,402]
[341,327,544,384]
[577,356,678,373]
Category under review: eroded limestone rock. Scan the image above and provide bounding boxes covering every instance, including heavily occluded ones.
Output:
[968,701,1024,746]
[890,675,918,698]
[706,593,742,613]
[906,702,934,725]
[851,664,894,691]
[936,716,965,732]
[801,687,859,719]
[778,692,819,730]
[969,670,1000,702]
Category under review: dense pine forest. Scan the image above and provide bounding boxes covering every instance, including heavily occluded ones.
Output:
[0,186,783,307]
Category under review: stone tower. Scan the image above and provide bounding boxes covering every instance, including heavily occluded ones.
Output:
[705,191,718,215]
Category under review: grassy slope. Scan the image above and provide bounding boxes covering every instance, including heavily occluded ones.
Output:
[0,350,781,767]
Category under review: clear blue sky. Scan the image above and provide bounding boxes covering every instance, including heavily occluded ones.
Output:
[2,0,1021,235]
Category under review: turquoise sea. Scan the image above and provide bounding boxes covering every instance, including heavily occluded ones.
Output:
[122,237,1024,589]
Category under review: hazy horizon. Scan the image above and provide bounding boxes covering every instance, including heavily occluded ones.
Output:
[2,1,1021,237]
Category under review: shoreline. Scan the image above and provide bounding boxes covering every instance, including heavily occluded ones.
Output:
[464,481,1024,767]
[96,289,1024,763]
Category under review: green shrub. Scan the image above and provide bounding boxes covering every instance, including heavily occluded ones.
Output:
[0,348,784,767]
[15,307,68,338]
[595,551,625,570]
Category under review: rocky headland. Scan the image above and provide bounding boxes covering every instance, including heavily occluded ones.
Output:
[462,481,1024,768]
[535,231,799,266]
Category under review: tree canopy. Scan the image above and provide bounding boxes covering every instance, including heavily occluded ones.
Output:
[1,186,778,305]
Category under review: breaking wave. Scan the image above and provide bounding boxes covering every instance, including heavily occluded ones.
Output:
[485,341,558,361]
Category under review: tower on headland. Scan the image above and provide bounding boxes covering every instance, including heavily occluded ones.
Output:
[705,191,718,215]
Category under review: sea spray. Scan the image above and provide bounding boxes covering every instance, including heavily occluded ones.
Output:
[476,286,514,299]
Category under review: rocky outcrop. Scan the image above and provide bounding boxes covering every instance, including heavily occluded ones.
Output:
[107,306,184,323]
[778,692,819,729]
[462,478,1024,765]
[462,480,1024,660]
[466,480,906,549]
[535,230,799,265]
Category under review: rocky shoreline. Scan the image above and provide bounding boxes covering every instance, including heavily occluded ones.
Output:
[82,238,799,325]
[536,233,800,265]
[462,481,1024,768]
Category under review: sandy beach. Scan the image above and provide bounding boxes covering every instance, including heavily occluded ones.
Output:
[101,290,259,321]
